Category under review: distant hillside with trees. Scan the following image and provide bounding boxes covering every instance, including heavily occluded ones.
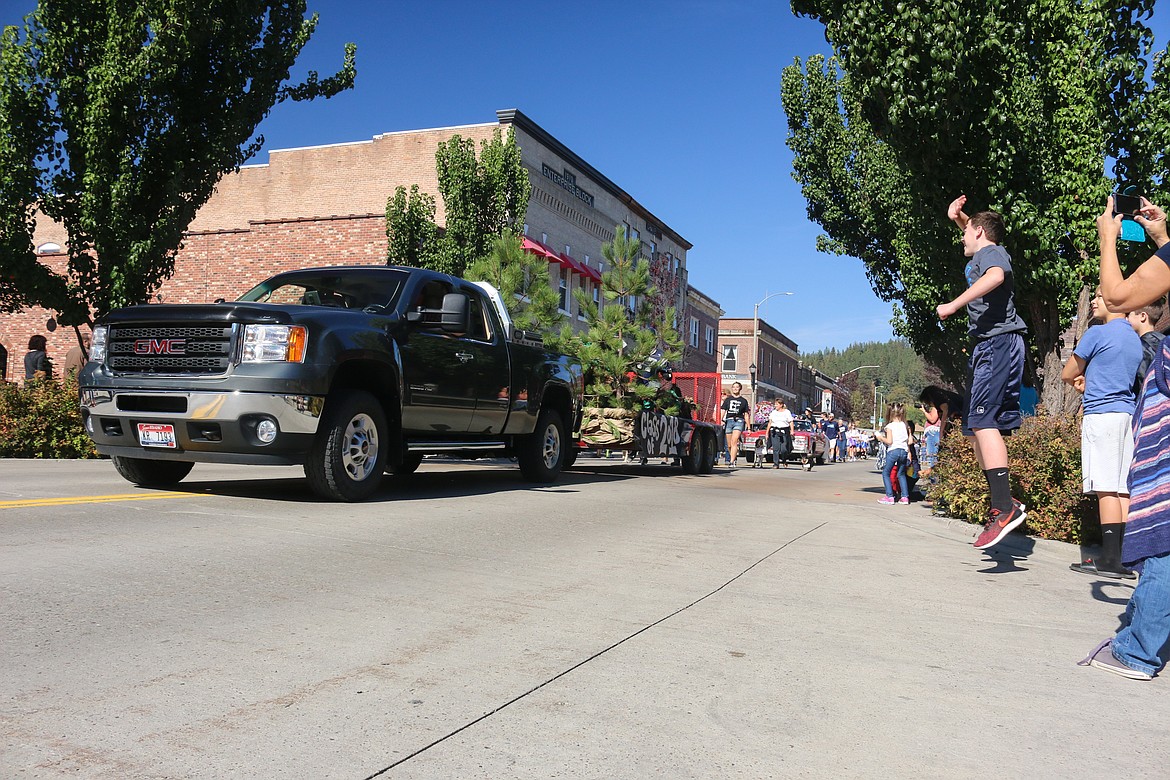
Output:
[802,340,949,426]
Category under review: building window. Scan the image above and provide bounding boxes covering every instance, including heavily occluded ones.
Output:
[705,325,715,354]
[593,285,600,306]
[558,268,569,313]
[648,240,657,259]
[722,344,738,372]
[689,317,699,348]
[578,281,588,320]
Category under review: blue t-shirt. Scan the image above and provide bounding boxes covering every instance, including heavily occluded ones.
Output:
[822,420,839,439]
[1074,317,1142,415]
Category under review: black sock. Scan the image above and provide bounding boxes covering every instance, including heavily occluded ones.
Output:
[985,468,1012,513]
[1100,523,1124,569]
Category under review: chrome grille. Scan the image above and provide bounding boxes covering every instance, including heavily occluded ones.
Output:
[107,324,234,374]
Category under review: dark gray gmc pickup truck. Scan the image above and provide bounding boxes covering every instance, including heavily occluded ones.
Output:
[79,266,584,501]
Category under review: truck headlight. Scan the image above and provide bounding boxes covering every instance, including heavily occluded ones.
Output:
[242,325,307,363]
[90,325,108,363]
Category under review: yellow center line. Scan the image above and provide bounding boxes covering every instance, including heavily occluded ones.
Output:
[0,491,202,509]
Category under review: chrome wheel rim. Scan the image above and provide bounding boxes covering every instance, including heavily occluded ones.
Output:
[342,413,379,481]
[541,422,561,469]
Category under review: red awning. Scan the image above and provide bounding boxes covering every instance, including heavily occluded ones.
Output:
[580,262,602,282]
[520,236,557,260]
[558,252,588,276]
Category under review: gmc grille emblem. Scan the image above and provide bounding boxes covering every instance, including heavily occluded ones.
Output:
[134,338,187,356]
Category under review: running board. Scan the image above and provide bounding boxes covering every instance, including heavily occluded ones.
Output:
[406,440,508,451]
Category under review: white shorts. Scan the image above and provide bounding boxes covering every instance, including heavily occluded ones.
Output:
[1082,412,1135,495]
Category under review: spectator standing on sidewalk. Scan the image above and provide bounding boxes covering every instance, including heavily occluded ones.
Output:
[23,334,51,381]
[936,195,1029,550]
[1080,195,1170,680]
[1063,287,1142,579]
[874,402,913,505]
[1126,297,1167,397]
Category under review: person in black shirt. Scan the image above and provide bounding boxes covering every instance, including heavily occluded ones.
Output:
[721,382,751,467]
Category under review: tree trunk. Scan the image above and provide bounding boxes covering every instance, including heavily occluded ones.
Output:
[1035,286,1090,419]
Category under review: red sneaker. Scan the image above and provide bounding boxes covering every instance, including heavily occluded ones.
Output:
[973,501,1028,550]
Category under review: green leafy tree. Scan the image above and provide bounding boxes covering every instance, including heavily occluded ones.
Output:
[782,1,1169,416]
[433,128,531,278]
[385,184,440,269]
[464,229,563,337]
[562,226,683,411]
[0,1,355,325]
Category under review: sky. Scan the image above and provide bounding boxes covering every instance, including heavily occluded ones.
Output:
[4,1,1169,353]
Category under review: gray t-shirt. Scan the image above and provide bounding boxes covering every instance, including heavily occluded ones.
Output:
[964,245,1028,339]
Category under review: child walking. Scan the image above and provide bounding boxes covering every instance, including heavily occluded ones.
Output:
[875,403,913,505]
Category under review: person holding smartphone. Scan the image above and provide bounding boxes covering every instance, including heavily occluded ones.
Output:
[1080,195,1170,680]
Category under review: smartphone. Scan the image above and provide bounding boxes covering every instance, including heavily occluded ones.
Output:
[1114,192,1142,217]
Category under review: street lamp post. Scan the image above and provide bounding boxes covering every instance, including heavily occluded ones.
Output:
[748,363,757,424]
[751,291,793,415]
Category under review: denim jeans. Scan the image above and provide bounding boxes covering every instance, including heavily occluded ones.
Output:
[882,447,909,498]
[1112,552,1170,676]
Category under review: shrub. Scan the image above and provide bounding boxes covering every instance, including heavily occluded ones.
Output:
[929,414,1097,544]
[0,379,98,459]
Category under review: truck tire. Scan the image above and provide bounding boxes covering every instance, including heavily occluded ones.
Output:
[304,390,387,501]
[517,408,565,483]
[112,456,194,488]
[563,446,579,470]
[700,431,717,474]
[389,453,423,476]
[681,430,704,474]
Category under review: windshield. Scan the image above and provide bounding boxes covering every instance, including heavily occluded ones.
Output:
[238,268,408,312]
[793,418,816,432]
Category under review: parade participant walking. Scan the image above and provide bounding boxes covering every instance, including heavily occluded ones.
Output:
[874,403,913,504]
[821,413,840,463]
[767,401,794,468]
[1064,287,1142,579]
[936,195,1029,550]
[720,382,751,468]
[1080,195,1170,679]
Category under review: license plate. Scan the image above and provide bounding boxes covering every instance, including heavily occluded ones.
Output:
[137,423,177,448]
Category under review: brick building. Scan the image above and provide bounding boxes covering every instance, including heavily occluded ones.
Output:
[716,317,800,409]
[3,109,696,381]
[679,284,722,373]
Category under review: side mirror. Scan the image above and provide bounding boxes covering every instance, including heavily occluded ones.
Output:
[439,293,470,333]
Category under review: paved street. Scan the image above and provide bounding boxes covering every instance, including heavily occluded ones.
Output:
[2,456,1167,779]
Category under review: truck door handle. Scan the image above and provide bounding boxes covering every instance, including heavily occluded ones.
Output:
[455,352,475,363]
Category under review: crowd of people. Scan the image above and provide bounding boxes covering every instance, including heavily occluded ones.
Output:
[716,193,1170,681]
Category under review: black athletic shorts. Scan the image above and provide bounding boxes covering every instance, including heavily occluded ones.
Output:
[962,332,1024,436]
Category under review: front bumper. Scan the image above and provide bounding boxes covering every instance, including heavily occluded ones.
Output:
[80,388,324,465]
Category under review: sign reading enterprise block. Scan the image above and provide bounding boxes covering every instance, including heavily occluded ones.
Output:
[542,164,595,208]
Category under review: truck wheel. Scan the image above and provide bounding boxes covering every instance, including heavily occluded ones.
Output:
[517,408,565,482]
[112,456,194,488]
[304,390,387,501]
[389,453,423,476]
[682,430,704,474]
[563,446,579,470]
[700,431,717,474]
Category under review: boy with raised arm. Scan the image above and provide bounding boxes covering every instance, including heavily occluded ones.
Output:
[936,196,1029,550]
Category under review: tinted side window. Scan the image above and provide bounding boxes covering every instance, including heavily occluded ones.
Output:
[463,290,493,342]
